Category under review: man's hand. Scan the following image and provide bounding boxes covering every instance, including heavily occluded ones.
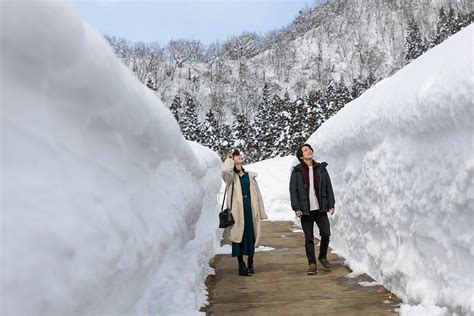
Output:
[329,208,335,215]
[295,210,303,218]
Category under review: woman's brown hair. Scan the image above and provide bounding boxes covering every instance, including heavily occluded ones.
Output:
[232,149,245,174]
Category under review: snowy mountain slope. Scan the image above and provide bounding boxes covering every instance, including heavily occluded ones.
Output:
[306,25,474,315]
[1,2,221,315]
[101,0,472,163]
[106,0,470,111]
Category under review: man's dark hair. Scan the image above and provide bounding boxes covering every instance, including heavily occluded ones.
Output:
[296,143,314,162]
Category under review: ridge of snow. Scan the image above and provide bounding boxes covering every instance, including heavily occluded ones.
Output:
[1,2,221,315]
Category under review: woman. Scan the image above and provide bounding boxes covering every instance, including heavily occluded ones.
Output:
[221,149,267,276]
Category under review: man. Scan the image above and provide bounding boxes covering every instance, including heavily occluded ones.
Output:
[289,143,335,275]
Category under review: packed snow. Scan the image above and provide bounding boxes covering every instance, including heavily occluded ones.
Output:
[248,26,474,315]
[1,2,221,315]
[358,281,380,287]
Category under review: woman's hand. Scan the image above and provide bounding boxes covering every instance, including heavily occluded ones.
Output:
[295,210,303,218]
[329,208,335,215]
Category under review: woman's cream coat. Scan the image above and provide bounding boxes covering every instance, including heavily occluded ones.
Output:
[221,158,268,247]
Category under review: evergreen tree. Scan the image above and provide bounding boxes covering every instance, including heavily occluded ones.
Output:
[181,93,199,141]
[268,95,285,158]
[446,7,458,35]
[146,77,155,90]
[443,6,472,36]
[169,95,182,123]
[351,78,365,99]
[232,113,251,157]
[431,7,450,47]
[457,10,473,31]
[283,90,291,104]
[278,91,293,156]
[251,83,276,161]
[287,98,308,155]
[313,90,324,132]
[219,120,233,160]
[365,71,377,89]
[201,108,220,153]
[271,94,287,157]
[318,89,329,123]
[334,80,352,112]
[324,81,337,119]
[306,90,322,134]
[261,82,271,107]
[404,17,426,64]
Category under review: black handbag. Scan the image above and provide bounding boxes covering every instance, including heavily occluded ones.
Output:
[219,179,235,228]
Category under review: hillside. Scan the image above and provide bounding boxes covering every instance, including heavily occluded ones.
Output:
[104,0,472,161]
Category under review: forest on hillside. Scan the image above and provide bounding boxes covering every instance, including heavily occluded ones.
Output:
[105,0,472,161]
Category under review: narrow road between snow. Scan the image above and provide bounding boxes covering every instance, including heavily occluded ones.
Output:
[205,221,401,315]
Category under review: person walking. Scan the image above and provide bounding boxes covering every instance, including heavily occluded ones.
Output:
[221,149,268,276]
[289,143,335,275]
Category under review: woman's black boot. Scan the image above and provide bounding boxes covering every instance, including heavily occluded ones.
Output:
[247,256,254,275]
[237,256,251,276]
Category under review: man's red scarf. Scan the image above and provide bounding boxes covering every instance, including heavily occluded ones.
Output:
[301,160,320,209]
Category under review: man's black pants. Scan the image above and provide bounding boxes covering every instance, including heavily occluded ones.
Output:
[301,210,331,264]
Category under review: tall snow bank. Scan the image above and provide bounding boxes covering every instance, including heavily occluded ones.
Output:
[1,2,220,315]
[306,25,473,314]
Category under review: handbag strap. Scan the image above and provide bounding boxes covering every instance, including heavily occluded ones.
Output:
[221,176,235,211]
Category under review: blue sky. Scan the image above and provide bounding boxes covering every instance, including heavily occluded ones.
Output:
[74,0,316,45]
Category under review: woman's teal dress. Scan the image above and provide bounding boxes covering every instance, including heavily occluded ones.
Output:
[232,172,255,257]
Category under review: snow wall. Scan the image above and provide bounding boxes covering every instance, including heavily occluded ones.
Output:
[1,2,221,315]
[306,25,473,315]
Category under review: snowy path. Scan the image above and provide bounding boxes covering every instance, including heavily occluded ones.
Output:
[205,221,400,315]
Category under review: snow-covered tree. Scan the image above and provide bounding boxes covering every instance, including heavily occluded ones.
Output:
[277,91,293,156]
[404,17,426,64]
[169,95,182,123]
[200,108,220,153]
[270,94,288,156]
[431,7,450,47]
[219,120,234,159]
[251,83,274,160]
[351,78,365,99]
[232,113,250,152]
[181,93,199,141]
[146,77,155,90]
[287,98,308,155]
[334,80,352,112]
[306,89,323,134]
[430,6,471,49]
[324,81,337,119]
[365,71,377,90]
